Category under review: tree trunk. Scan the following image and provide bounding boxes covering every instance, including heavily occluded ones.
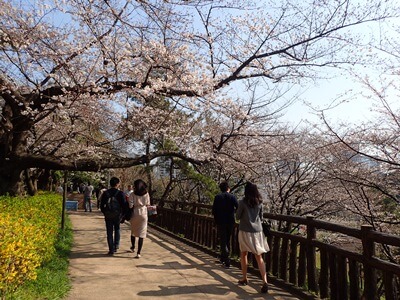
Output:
[24,169,37,196]
[145,139,154,198]
[0,163,24,196]
[37,169,51,191]
[0,114,32,196]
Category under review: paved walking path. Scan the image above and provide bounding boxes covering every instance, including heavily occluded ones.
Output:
[66,211,301,300]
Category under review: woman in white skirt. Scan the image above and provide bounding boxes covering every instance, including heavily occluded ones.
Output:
[129,179,150,258]
[236,182,269,293]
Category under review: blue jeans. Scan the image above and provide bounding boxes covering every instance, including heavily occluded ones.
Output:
[217,223,234,266]
[105,218,120,252]
[84,196,92,212]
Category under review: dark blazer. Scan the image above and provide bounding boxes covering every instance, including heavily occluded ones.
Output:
[212,192,238,225]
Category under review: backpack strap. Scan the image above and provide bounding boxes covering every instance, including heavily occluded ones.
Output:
[106,189,119,199]
[102,190,118,206]
[112,190,120,200]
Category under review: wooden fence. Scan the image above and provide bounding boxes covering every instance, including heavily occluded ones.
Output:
[152,200,400,300]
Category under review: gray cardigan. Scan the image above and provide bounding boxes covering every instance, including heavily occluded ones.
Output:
[236,199,263,232]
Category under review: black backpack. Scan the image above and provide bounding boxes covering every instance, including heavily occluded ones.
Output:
[102,190,121,219]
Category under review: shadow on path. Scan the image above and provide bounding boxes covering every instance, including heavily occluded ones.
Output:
[66,211,301,300]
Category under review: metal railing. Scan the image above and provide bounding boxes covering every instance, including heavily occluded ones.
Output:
[151,200,400,300]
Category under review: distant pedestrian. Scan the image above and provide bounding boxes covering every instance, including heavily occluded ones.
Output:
[83,182,94,212]
[236,182,269,294]
[124,184,134,201]
[100,177,128,256]
[212,181,238,268]
[79,182,85,194]
[96,183,107,210]
[56,183,63,194]
[129,179,151,258]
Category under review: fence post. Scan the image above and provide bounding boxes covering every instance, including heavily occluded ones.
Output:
[61,171,68,230]
[361,225,376,299]
[306,216,317,293]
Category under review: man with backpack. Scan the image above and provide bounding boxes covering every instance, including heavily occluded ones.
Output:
[100,177,128,256]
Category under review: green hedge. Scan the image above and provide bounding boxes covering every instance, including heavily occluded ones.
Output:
[0,192,66,298]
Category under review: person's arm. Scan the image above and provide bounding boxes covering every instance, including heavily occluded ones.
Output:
[118,191,129,212]
[232,194,238,210]
[212,195,217,216]
[100,191,109,213]
[99,189,105,201]
[128,193,134,208]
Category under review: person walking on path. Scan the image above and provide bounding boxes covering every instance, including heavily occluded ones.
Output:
[96,183,107,210]
[124,184,133,200]
[83,182,94,212]
[66,212,301,299]
[100,177,127,255]
[129,179,151,258]
[236,182,270,294]
[212,181,238,268]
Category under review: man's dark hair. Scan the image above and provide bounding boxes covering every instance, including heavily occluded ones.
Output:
[109,177,120,188]
[219,181,229,192]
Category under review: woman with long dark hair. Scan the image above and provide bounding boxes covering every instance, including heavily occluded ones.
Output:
[129,179,150,258]
[236,182,269,293]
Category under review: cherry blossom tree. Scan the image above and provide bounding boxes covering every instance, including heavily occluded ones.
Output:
[319,98,400,223]
[0,0,397,195]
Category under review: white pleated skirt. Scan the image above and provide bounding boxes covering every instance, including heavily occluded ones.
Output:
[238,230,270,255]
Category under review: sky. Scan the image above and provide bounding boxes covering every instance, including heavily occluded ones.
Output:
[228,64,393,129]
[282,67,400,128]
[282,77,375,126]
[213,1,400,129]
[264,0,400,128]
[282,52,400,127]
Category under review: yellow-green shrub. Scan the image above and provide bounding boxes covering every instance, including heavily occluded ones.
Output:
[0,193,62,298]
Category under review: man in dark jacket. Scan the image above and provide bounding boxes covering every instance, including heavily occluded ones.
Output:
[100,177,128,256]
[212,181,238,268]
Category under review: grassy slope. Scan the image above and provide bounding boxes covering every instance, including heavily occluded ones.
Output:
[10,217,73,300]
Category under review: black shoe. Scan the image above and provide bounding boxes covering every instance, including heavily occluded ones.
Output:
[222,263,230,269]
[107,251,114,256]
[261,283,269,293]
[238,279,248,286]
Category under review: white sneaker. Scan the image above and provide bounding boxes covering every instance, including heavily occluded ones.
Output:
[135,254,141,259]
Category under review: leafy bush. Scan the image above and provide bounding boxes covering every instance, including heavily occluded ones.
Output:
[11,219,73,300]
[0,193,62,298]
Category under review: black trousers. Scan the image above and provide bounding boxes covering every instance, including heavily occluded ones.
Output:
[217,223,234,266]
